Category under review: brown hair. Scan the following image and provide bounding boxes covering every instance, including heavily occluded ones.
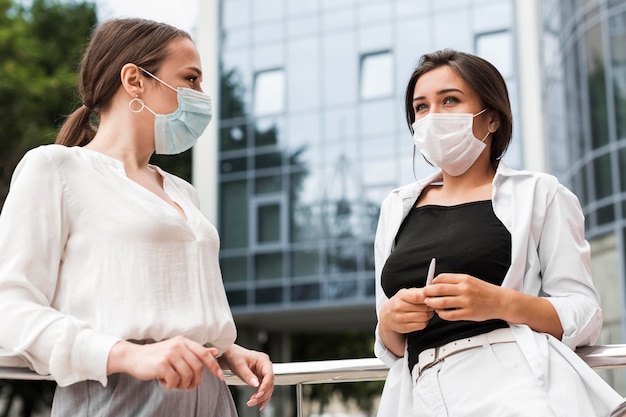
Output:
[56,18,191,147]
[404,49,513,169]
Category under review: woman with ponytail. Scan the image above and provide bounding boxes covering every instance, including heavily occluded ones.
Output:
[0,18,273,416]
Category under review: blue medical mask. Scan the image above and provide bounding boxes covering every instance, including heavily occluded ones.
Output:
[133,67,212,155]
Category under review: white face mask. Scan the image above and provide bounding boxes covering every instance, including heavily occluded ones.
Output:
[131,67,212,155]
[412,109,489,176]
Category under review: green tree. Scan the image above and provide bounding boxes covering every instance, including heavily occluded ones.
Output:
[0,0,97,208]
[0,1,97,415]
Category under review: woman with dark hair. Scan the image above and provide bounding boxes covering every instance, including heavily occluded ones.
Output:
[0,18,273,416]
[374,49,624,416]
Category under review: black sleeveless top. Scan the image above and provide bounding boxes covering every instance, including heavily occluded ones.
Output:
[380,200,511,371]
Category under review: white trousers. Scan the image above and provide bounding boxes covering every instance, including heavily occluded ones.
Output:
[412,341,558,417]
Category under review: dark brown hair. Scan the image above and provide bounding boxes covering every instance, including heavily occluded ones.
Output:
[56,18,191,147]
[404,49,513,169]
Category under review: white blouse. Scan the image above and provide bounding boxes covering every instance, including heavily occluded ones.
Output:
[0,145,236,387]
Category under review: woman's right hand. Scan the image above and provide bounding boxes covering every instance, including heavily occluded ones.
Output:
[106,336,224,390]
[378,288,434,357]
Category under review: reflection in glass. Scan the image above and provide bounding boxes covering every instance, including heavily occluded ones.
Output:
[323,32,357,106]
[597,204,615,226]
[360,51,393,100]
[291,249,321,277]
[326,279,358,299]
[254,69,285,116]
[257,203,281,243]
[220,156,248,174]
[586,25,609,148]
[476,31,513,78]
[220,124,247,152]
[291,283,320,302]
[619,147,626,192]
[593,154,613,200]
[221,256,248,283]
[256,175,282,194]
[255,252,283,280]
[220,180,249,249]
[327,244,359,273]
[255,286,283,304]
[226,289,247,307]
[610,11,626,140]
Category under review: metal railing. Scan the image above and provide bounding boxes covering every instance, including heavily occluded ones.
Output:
[2,345,626,417]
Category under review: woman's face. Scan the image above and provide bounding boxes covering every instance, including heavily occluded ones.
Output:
[140,37,204,115]
[412,65,491,141]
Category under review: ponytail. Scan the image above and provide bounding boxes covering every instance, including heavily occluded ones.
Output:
[55,105,96,147]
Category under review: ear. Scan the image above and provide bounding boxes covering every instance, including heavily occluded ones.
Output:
[487,110,500,133]
[120,63,145,98]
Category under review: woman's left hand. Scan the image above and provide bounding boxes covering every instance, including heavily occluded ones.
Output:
[218,344,274,410]
[422,273,506,322]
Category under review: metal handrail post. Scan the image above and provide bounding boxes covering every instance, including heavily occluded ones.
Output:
[296,383,303,417]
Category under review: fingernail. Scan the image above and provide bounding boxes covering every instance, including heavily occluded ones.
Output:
[249,377,259,387]
[247,399,258,407]
[218,369,225,380]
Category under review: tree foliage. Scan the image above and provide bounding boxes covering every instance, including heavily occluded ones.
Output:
[0,0,97,209]
[0,1,97,415]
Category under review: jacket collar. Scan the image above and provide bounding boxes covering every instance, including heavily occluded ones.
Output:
[389,161,519,212]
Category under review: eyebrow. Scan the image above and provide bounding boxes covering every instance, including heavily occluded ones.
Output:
[413,88,464,102]
[188,66,203,77]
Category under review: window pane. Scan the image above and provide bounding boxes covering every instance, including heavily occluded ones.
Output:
[257,203,281,243]
[291,249,320,277]
[254,69,285,116]
[255,252,283,280]
[597,204,615,226]
[327,245,358,273]
[226,289,248,307]
[255,286,283,304]
[360,51,393,100]
[586,25,609,148]
[593,154,613,199]
[221,256,248,283]
[619,147,626,192]
[610,11,626,140]
[221,156,248,174]
[326,278,358,299]
[256,175,282,194]
[476,31,513,79]
[220,180,248,249]
[291,283,320,302]
[220,124,248,151]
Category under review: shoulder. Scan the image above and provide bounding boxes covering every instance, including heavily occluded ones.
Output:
[496,164,560,195]
[496,164,580,208]
[13,144,72,176]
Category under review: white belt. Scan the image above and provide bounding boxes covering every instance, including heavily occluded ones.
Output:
[415,327,516,377]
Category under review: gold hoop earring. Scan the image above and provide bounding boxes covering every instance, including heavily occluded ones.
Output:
[129,96,145,113]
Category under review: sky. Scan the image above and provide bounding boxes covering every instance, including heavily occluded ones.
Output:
[95,0,199,34]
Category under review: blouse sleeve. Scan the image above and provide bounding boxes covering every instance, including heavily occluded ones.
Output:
[539,183,602,348]
[373,193,403,367]
[0,148,119,386]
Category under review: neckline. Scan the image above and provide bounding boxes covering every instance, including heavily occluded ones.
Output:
[415,199,492,210]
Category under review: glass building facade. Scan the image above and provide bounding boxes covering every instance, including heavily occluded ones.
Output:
[541,0,626,392]
[217,0,523,336]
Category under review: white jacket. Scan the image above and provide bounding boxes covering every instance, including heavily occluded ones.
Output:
[374,163,624,417]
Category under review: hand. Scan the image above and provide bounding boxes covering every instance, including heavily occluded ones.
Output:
[107,336,224,390]
[422,273,504,322]
[380,288,435,334]
[218,344,274,410]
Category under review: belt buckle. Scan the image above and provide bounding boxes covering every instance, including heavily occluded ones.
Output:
[419,346,441,375]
